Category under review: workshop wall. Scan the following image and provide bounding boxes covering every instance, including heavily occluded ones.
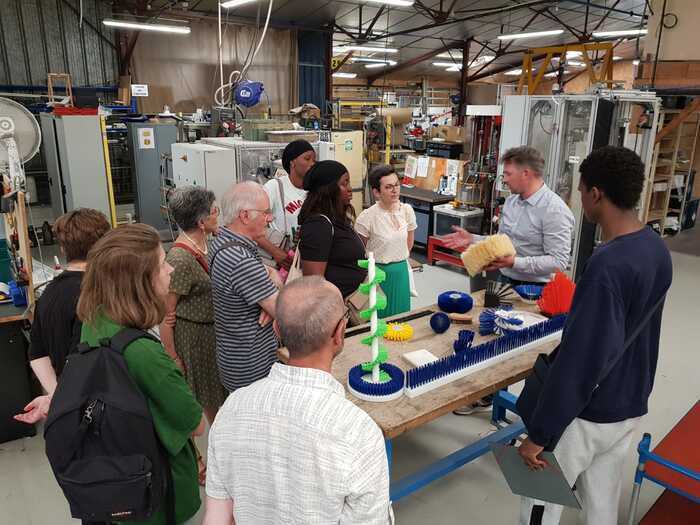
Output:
[0,0,118,88]
[130,19,298,115]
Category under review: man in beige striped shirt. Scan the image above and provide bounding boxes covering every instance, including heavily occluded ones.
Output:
[204,276,393,525]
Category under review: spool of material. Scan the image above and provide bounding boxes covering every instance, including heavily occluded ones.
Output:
[438,291,474,314]
[378,107,414,125]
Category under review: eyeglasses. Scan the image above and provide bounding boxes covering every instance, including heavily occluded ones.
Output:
[245,208,273,217]
[334,306,351,333]
[382,183,401,191]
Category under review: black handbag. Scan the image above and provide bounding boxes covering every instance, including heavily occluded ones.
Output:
[516,293,666,451]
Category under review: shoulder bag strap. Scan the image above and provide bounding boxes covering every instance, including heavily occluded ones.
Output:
[318,214,335,238]
[173,242,209,274]
[110,328,158,355]
[276,177,289,237]
[595,293,666,387]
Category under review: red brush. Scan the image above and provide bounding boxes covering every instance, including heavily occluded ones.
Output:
[538,272,576,316]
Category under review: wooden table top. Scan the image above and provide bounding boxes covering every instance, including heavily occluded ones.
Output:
[280,291,558,440]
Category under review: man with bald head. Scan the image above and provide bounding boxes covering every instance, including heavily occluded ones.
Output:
[210,181,282,393]
[204,276,393,525]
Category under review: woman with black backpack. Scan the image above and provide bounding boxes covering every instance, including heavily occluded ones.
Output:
[48,224,204,525]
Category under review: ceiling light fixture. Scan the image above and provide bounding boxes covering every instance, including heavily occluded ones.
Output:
[435,54,495,67]
[504,69,525,76]
[332,72,358,79]
[544,70,570,78]
[592,28,647,38]
[446,66,461,72]
[497,29,564,41]
[632,59,640,66]
[103,19,191,34]
[613,56,623,61]
[566,60,586,67]
[433,62,462,68]
[220,0,257,8]
[351,57,397,65]
[333,45,398,53]
[359,0,415,6]
[365,63,387,69]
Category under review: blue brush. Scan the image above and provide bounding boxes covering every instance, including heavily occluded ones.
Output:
[513,284,544,303]
[347,363,405,402]
[438,291,474,314]
[405,315,566,398]
[478,306,513,336]
[453,330,475,353]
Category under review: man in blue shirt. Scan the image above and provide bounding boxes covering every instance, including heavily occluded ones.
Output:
[517,146,673,525]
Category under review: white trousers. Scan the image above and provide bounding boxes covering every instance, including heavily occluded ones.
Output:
[519,416,642,525]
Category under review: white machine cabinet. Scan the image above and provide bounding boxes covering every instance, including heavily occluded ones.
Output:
[171,143,235,201]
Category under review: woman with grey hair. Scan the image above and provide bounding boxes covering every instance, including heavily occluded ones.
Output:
[160,186,227,483]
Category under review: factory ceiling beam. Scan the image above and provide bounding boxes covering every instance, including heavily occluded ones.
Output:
[366,42,455,84]
[564,0,648,19]
[363,5,386,39]
[363,0,553,43]
[591,0,623,33]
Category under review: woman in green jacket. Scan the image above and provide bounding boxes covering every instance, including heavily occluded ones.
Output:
[77,224,205,525]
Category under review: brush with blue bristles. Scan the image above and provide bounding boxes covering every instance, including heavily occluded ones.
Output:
[453,330,475,353]
[479,307,518,336]
[405,315,566,398]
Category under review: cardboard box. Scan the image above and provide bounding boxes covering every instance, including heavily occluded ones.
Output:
[431,125,467,142]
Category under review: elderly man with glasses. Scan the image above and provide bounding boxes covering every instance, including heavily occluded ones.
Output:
[204,276,393,525]
[209,181,283,393]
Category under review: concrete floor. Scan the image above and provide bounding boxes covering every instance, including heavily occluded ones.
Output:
[1,228,698,525]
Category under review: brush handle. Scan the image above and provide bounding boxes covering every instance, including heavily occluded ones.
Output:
[448,313,473,324]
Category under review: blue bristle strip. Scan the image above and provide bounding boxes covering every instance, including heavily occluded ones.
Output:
[348,363,405,397]
[514,284,544,301]
[453,330,475,353]
[406,315,567,390]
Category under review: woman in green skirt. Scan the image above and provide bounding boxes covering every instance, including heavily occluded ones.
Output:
[356,165,417,318]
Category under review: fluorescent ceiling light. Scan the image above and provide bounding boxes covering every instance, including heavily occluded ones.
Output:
[435,54,495,67]
[433,62,462,68]
[333,45,398,53]
[446,66,461,72]
[351,57,397,65]
[498,29,563,41]
[103,19,190,34]
[504,69,524,76]
[365,63,387,69]
[565,51,582,58]
[220,0,257,7]
[359,0,415,6]
[633,59,640,66]
[567,60,586,67]
[438,52,463,59]
[332,72,358,78]
[613,56,623,61]
[592,28,647,37]
[544,70,570,78]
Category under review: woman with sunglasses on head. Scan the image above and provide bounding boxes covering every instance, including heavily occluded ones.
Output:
[297,160,367,300]
[160,186,227,433]
[355,165,416,318]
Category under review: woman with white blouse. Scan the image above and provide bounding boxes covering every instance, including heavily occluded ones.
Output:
[355,165,417,318]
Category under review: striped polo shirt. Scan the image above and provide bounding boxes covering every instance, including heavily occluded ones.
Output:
[209,227,278,392]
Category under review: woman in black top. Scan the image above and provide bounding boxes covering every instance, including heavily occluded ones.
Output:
[14,208,111,425]
[298,160,366,298]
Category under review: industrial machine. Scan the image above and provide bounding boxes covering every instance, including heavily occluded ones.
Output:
[499,90,660,279]
[127,121,178,237]
[40,113,115,224]
[318,130,365,215]
[170,143,235,202]
[201,136,288,184]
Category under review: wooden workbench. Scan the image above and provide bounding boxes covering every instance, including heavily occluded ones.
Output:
[282,291,558,440]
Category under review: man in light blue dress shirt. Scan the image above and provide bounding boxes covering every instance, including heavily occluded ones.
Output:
[445,146,575,415]
[445,146,575,285]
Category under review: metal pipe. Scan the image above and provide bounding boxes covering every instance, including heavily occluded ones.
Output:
[565,0,647,18]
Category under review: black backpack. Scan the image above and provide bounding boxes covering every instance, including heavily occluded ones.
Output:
[44,328,175,524]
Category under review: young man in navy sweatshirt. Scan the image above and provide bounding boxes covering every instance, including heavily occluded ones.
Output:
[517,146,673,525]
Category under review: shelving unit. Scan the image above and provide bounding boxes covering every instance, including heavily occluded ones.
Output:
[644,108,700,235]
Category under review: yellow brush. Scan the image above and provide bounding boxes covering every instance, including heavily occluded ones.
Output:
[460,234,516,276]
